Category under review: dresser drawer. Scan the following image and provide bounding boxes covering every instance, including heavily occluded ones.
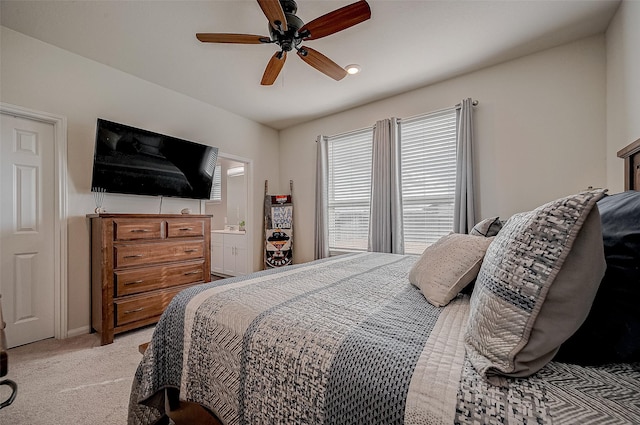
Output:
[114,219,164,241]
[114,240,204,268]
[115,260,205,297]
[114,287,184,326]
[167,219,206,238]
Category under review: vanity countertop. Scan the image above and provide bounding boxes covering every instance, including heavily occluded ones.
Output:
[212,229,246,235]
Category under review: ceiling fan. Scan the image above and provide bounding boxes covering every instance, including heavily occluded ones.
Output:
[196,0,371,85]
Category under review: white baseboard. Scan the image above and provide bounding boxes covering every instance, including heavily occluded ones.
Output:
[66,325,91,338]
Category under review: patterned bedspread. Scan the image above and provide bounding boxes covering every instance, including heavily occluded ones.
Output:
[128,252,640,425]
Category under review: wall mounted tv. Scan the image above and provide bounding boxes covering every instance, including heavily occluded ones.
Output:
[91,119,218,200]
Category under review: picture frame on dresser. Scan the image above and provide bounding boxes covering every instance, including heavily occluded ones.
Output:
[88,213,212,345]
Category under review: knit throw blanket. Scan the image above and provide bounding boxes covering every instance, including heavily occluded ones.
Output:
[128,252,640,425]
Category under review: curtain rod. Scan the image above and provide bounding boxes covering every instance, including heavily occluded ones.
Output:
[455,99,479,109]
[400,99,479,122]
[319,126,373,141]
[317,99,479,140]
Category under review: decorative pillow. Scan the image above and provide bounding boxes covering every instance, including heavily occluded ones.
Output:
[469,217,503,237]
[464,190,607,385]
[409,233,494,307]
[556,191,640,364]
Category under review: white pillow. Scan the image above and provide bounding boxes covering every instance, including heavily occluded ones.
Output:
[408,233,494,307]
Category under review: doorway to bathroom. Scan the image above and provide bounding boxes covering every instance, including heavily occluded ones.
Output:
[203,153,252,277]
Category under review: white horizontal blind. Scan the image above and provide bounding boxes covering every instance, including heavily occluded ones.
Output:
[327,128,373,252]
[400,108,457,254]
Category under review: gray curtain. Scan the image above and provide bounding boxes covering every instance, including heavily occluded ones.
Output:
[314,135,329,259]
[368,118,404,253]
[454,98,477,233]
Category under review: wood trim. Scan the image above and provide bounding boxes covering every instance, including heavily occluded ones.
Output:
[87,213,212,219]
[617,137,640,191]
[617,137,640,158]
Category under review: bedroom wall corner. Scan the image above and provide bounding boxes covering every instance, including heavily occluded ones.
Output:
[606,0,640,193]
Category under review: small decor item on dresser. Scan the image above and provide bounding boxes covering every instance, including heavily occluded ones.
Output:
[181,208,192,215]
[92,187,106,213]
[239,220,245,231]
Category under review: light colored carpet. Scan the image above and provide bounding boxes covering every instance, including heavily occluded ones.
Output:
[1,326,155,424]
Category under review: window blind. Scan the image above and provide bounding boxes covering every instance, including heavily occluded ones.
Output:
[400,108,457,254]
[210,163,222,201]
[327,128,373,252]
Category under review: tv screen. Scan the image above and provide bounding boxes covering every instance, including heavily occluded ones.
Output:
[91,119,218,200]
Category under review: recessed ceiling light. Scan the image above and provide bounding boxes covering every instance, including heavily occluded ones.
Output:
[345,64,361,75]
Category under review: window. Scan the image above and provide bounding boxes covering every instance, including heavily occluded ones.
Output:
[327,128,373,252]
[400,109,457,254]
[325,108,457,255]
[210,163,222,201]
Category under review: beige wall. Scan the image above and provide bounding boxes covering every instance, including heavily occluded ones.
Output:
[0,27,280,334]
[606,0,640,192]
[279,36,607,265]
[3,23,624,335]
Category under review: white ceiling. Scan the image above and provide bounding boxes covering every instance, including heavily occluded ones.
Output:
[1,0,620,130]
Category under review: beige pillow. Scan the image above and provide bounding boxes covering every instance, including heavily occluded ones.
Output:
[409,233,494,307]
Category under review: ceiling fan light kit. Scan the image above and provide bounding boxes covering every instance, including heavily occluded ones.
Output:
[345,64,361,75]
[196,0,371,85]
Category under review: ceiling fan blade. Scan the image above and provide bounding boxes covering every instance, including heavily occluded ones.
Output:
[299,0,371,40]
[257,0,288,32]
[196,33,271,44]
[297,46,347,81]
[261,51,287,86]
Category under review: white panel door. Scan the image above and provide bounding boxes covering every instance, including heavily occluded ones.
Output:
[1,114,55,348]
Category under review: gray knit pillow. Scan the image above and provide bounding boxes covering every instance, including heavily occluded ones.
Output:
[464,190,606,385]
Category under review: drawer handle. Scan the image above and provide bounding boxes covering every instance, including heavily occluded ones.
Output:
[178,227,194,231]
[124,307,144,314]
[184,271,200,276]
[184,249,199,253]
[124,280,144,286]
[124,254,144,259]
[130,229,151,233]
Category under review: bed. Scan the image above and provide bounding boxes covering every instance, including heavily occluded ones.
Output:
[128,174,640,424]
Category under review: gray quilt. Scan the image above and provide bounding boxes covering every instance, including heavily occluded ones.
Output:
[128,253,640,425]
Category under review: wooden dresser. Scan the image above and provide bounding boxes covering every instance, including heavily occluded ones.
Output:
[89,213,211,345]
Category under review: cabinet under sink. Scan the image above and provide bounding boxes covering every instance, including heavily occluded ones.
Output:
[211,230,247,277]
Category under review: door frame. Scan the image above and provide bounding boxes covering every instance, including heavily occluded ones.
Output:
[201,152,254,274]
[0,102,69,339]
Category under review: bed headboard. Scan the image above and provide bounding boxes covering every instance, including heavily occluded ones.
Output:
[617,137,640,190]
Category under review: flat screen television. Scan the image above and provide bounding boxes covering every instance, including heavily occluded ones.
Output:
[91,119,218,200]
